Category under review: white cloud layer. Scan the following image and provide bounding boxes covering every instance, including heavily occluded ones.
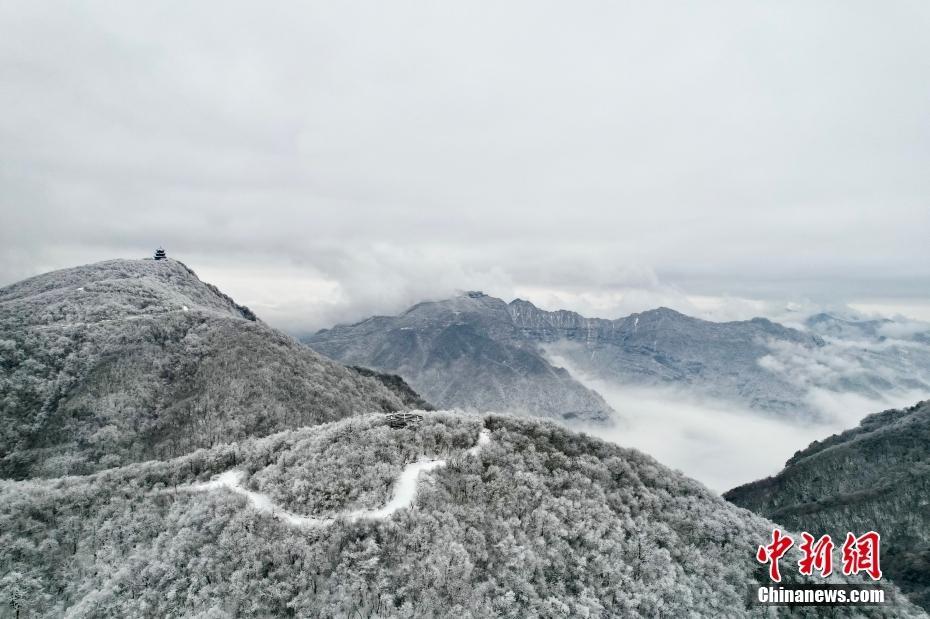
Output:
[573,373,926,493]
[1,1,929,332]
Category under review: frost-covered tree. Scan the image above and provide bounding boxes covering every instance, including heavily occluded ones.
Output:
[0,412,921,617]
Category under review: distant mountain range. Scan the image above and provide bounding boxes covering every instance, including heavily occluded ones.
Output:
[805,311,930,345]
[0,259,419,479]
[305,292,614,424]
[794,312,930,399]
[725,399,930,611]
[307,292,930,420]
[507,299,827,415]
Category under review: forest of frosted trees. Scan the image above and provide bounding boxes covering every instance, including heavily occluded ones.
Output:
[2,413,919,618]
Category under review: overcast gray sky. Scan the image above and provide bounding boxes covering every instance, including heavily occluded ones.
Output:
[2,1,929,332]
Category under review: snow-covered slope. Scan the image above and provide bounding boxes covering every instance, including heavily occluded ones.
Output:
[0,259,408,479]
[1,412,918,617]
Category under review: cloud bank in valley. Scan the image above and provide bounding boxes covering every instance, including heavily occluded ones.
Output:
[577,380,927,494]
[556,337,930,492]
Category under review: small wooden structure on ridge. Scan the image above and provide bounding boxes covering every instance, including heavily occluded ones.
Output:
[386,411,423,428]
[154,247,167,260]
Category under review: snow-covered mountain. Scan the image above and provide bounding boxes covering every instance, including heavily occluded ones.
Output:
[2,412,918,617]
[306,293,834,419]
[0,259,416,479]
[508,300,828,416]
[305,292,614,424]
[725,399,930,611]
[308,293,930,422]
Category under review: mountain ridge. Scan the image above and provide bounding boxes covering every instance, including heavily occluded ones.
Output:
[0,258,413,479]
[306,291,830,418]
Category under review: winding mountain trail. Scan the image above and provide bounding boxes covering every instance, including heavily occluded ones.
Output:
[191,428,492,528]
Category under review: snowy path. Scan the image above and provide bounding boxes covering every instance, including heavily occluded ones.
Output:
[191,428,491,528]
[467,428,491,456]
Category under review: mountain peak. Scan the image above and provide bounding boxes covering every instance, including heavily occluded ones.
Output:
[640,306,689,319]
[0,257,258,325]
[0,258,409,479]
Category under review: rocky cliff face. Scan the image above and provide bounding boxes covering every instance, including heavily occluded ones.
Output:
[0,259,409,479]
[725,400,930,610]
